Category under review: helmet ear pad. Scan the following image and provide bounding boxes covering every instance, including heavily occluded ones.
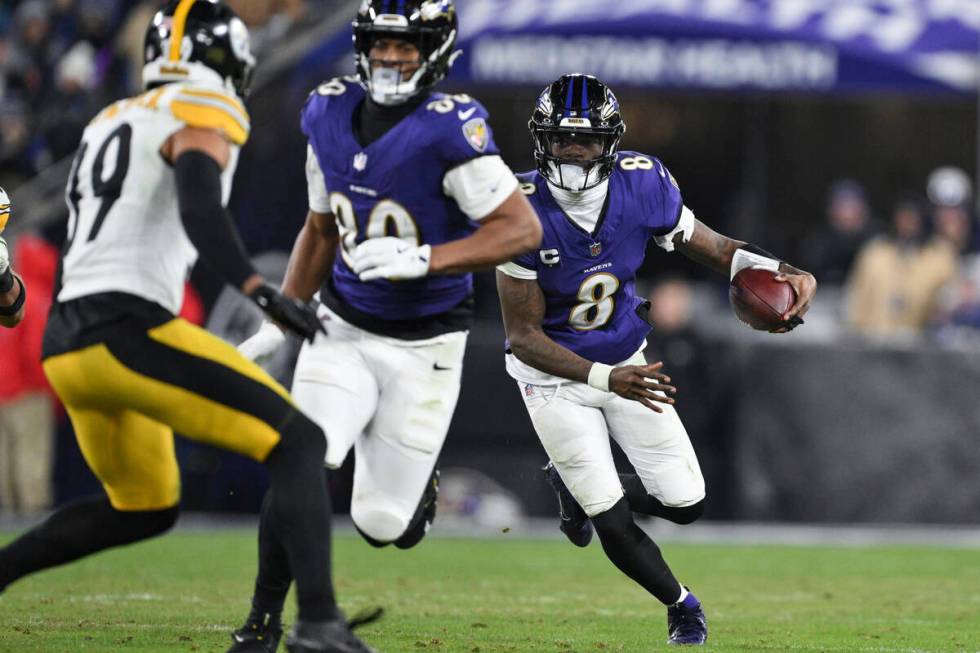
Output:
[143,0,256,97]
[528,74,626,192]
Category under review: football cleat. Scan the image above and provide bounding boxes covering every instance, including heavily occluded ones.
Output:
[543,462,593,547]
[394,467,440,550]
[227,611,283,653]
[285,608,382,653]
[667,592,708,645]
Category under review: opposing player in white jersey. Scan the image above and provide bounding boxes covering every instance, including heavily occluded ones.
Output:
[0,3,377,652]
[497,75,817,646]
[0,186,26,327]
[230,1,542,649]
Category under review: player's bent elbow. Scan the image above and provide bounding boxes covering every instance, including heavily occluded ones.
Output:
[518,212,544,251]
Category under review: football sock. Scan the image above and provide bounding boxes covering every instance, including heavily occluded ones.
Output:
[619,473,705,524]
[262,410,336,622]
[0,495,178,590]
[591,497,682,605]
[249,491,292,619]
[679,590,701,609]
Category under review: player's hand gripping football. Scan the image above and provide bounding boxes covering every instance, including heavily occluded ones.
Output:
[248,284,325,343]
[352,236,432,281]
[772,269,817,333]
[609,362,677,413]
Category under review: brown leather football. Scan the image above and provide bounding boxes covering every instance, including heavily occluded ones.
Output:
[729,267,796,331]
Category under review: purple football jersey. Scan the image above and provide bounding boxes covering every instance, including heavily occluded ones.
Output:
[512,152,683,364]
[301,77,501,320]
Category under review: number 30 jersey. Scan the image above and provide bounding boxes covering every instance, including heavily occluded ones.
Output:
[58,81,249,314]
[302,76,517,327]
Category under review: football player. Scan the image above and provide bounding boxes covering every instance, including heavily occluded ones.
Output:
[0,3,376,652]
[0,186,26,328]
[230,0,542,648]
[496,74,816,646]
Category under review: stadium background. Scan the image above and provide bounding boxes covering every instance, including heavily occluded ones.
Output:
[1,0,979,528]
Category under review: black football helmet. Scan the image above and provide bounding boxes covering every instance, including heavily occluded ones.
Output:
[143,0,256,97]
[353,0,459,105]
[529,74,626,191]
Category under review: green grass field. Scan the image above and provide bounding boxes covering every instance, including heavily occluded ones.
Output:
[0,530,977,653]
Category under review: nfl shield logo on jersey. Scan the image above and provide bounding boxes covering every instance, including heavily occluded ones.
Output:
[463,118,489,153]
[590,242,602,257]
[353,152,368,171]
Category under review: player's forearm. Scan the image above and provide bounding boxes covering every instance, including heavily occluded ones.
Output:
[282,220,336,302]
[429,194,542,275]
[675,220,745,275]
[509,328,594,384]
[175,151,256,290]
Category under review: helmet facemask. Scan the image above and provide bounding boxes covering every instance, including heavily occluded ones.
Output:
[534,129,622,192]
[529,74,626,192]
[353,1,459,106]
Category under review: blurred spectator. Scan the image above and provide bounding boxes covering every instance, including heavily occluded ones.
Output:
[0,233,59,514]
[803,179,880,286]
[40,39,98,159]
[927,166,972,209]
[845,197,958,338]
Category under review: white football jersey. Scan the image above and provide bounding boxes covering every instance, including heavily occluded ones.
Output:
[58,81,250,314]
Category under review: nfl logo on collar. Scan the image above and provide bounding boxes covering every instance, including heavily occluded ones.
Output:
[353,152,368,171]
[590,242,602,257]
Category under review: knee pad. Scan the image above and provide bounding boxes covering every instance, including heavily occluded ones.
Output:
[660,499,705,525]
[351,496,410,544]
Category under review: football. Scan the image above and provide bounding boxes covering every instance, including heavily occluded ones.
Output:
[729,267,796,331]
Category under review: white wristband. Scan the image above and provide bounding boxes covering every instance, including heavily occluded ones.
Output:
[730,247,780,281]
[587,363,614,392]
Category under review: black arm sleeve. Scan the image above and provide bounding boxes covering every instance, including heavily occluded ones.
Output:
[174,150,255,290]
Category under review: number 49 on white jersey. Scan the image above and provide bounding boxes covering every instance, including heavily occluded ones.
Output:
[59,82,249,314]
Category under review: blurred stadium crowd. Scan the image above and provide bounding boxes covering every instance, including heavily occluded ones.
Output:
[0,0,318,189]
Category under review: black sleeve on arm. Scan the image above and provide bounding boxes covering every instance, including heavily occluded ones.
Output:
[174,149,255,289]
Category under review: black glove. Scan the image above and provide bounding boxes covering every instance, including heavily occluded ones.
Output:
[249,284,325,343]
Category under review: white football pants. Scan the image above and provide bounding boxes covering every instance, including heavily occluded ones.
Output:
[292,305,466,542]
[519,352,705,517]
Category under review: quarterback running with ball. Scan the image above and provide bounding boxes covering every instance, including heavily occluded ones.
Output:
[496,74,816,646]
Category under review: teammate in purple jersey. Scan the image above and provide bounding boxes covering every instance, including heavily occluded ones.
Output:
[496,74,817,646]
[230,2,541,651]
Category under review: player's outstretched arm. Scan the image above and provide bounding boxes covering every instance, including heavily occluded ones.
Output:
[496,271,675,412]
[354,190,542,281]
[429,190,542,275]
[166,127,323,342]
[674,218,817,325]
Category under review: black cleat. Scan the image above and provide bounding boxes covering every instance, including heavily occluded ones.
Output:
[667,591,708,645]
[543,461,593,547]
[285,608,382,653]
[394,467,439,550]
[228,612,284,653]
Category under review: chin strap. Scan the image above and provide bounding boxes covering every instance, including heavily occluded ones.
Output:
[0,272,25,317]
